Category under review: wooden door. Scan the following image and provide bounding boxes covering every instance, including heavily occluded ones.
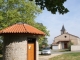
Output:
[64,43,68,49]
[28,43,34,60]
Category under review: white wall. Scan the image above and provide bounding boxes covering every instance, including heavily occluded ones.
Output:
[71,45,80,51]
[52,46,58,50]
[36,40,39,60]
[58,42,63,49]
[77,38,80,45]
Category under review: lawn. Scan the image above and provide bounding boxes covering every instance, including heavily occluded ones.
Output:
[49,52,80,60]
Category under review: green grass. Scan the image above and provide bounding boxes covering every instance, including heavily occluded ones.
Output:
[58,49,70,52]
[49,52,80,60]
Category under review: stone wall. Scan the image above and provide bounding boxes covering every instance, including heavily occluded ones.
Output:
[3,34,27,60]
[3,34,39,60]
[5,41,27,60]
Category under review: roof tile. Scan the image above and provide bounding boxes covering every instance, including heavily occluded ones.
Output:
[0,23,45,35]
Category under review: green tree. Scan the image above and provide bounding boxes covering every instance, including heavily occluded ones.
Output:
[42,38,48,46]
[0,0,41,29]
[34,23,49,44]
[0,0,49,44]
[34,23,49,36]
[39,37,48,51]
[68,41,73,51]
[30,0,69,14]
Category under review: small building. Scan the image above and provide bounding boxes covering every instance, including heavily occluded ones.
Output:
[0,22,45,60]
[52,25,80,50]
[52,42,58,50]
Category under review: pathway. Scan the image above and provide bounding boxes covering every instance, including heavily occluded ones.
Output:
[39,51,80,60]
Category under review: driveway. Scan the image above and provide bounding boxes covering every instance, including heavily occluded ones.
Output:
[39,53,63,60]
[39,50,64,60]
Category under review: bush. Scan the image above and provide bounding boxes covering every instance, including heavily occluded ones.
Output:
[0,50,2,54]
[68,41,73,51]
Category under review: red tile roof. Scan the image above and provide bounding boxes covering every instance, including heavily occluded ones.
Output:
[0,23,45,35]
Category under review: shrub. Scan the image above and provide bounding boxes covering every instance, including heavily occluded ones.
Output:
[68,41,73,51]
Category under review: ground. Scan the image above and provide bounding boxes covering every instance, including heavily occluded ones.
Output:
[39,50,80,60]
[49,52,80,60]
[0,50,80,60]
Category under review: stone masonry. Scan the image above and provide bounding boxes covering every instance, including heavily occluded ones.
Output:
[3,34,27,60]
[4,41,27,60]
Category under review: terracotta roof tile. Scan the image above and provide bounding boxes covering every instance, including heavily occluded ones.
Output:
[0,23,45,35]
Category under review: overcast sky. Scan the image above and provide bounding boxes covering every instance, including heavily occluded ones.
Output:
[35,0,80,44]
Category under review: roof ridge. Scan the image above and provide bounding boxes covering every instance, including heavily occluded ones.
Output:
[54,33,79,39]
[22,24,28,33]
[66,33,79,38]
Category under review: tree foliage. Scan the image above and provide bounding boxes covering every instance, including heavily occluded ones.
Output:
[34,23,49,36]
[0,0,49,45]
[34,23,49,45]
[42,38,48,46]
[68,41,73,51]
[39,37,48,51]
[30,0,69,14]
[0,0,41,29]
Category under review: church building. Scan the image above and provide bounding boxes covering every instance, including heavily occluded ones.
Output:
[52,25,80,49]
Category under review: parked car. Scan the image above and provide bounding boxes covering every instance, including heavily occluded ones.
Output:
[41,47,51,55]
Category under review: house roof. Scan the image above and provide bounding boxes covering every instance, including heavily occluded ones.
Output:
[0,23,45,35]
[54,32,79,39]
[52,42,58,46]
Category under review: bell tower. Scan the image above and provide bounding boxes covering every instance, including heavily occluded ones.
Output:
[61,25,66,34]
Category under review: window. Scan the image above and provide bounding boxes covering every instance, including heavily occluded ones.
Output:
[64,36,67,38]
